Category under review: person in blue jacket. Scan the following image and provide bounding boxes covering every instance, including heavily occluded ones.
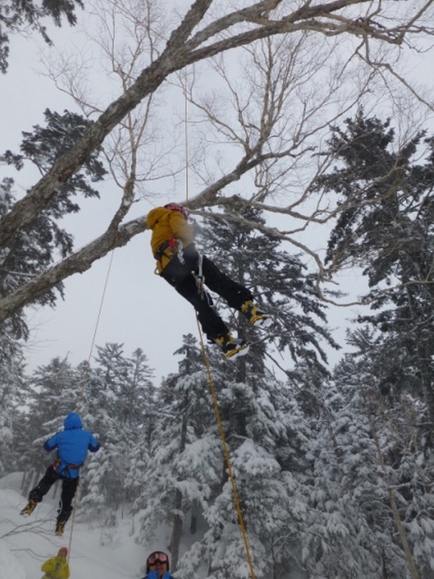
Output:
[141,551,173,579]
[20,412,100,536]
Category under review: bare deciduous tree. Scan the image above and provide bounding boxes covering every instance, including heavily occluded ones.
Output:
[1,0,434,324]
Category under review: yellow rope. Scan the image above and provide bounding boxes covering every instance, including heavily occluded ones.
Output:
[184,74,189,210]
[183,71,255,577]
[65,249,115,561]
[196,317,257,579]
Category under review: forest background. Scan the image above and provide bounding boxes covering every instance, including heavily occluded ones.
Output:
[1,1,434,578]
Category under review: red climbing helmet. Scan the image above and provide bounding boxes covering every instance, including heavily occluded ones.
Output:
[164,203,189,220]
[58,547,68,557]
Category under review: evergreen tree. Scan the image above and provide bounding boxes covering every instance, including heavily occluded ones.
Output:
[136,335,220,572]
[196,206,339,375]
[303,361,403,577]
[77,343,155,517]
[171,212,337,577]
[310,114,434,575]
[0,110,106,340]
[15,356,80,485]
[120,348,155,505]
[175,362,315,579]
[0,327,25,476]
[315,112,434,422]
[0,1,83,73]
[80,343,133,514]
[333,334,434,578]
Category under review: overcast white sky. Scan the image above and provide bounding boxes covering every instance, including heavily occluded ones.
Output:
[2,3,434,383]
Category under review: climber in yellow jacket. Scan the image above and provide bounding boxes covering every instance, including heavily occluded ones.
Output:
[41,547,70,579]
[147,203,270,359]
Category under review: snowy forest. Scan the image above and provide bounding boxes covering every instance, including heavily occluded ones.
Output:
[1,1,434,578]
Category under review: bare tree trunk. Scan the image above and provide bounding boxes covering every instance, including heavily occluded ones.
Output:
[190,502,197,535]
[170,397,189,571]
[381,548,390,579]
[170,488,183,572]
[21,469,34,496]
[372,428,421,579]
[416,340,434,428]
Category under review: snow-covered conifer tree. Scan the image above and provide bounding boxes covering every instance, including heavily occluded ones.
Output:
[136,335,222,571]
[0,327,25,476]
[77,343,156,518]
[175,363,316,579]
[196,206,339,373]
[18,357,80,471]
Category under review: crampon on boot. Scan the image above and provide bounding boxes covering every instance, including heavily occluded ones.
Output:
[55,520,66,537]
[215,333,249,360]
[20,498,38,516]
[241,301,272,328]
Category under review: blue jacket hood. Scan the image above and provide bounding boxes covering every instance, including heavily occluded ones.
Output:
[64,412,82,430]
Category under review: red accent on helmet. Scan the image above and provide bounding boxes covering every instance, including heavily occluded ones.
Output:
[164,203,189,220]
[58,547,68,557]
[146,551,170,573]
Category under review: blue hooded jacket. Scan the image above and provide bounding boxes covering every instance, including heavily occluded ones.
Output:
[43,412,100,478]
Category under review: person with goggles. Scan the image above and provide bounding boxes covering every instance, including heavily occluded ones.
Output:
[147,203,271,360]
[141,551,173,579]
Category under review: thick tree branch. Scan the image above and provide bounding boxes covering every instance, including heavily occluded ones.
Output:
[1,0,430,251]
[0,215,148,324]
[1,0,433,324]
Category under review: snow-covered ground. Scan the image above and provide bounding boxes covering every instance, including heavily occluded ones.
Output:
[0,473,160,579]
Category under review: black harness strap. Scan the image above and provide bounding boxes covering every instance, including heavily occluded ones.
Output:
[154,238,185,265]
[154,239,173,261]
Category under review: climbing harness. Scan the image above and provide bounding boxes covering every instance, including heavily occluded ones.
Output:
[153,237,177,261]
[193,254,214,309]
[153,238,175,275]
[153,237,185,274]
[54,460,84,478]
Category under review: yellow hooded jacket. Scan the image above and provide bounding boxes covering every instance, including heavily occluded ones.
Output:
[147,206,194,274]
[41,555,70,579]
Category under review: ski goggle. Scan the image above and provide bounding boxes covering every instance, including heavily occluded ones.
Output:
[147,552,169,566]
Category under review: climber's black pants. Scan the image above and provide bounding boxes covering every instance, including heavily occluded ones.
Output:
[29,465,79,523]
[161,245,253,341]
